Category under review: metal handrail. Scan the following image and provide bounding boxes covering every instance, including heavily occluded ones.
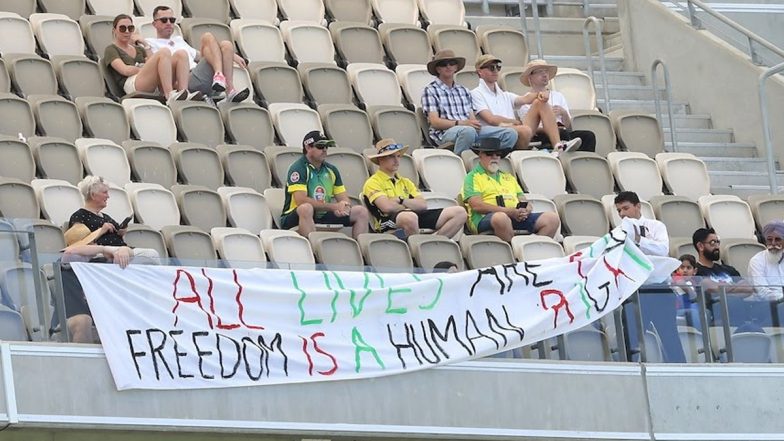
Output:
[683,0,784,65]
[651,59,679,152]
[525,0,544,60]
[582,16,610,112]
[759,61,784,194]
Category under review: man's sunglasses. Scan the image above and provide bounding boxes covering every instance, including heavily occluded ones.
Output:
[436,60,459,68]
[313,140,336,149]
[117,24,135,33]
[482,64,502,72]
[156,17,177,24]
[378,143,404,153]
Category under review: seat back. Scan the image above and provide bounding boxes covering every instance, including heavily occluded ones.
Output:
[277,0,325,22]
[126,183,180,230]
[211,227,267,268]
[230,0,276,21]
[55,56,104,99]
[124,224,169,259]
[0,138,36,183]
[656,152,711,201]
[562,235,600,254]
[0,1,36,18]
[123,140,177,188]
[564,327,611,361]
[412,149,466,198]
[330,22,385,65]
[607,152,664,201]
[552,68,596,111]
[417,0,464,26]
[29,13,85,57]
[722,239,766,278]
[347,63,403,108]
[309,231,364,268]
[81,15,115,58]
[180,18,231,49]
[554,194,609,237]
[170,101,225,147]
[477,26,527,68]
[379,24,431,66]
[428,25,480,67]
[260,229,315,266]
[601,194,655,229]
[407,234,464,271]
[698,195,756,240]
[611,110,665,158]
[0,59,9,94]
[104,183,133,223]
[0,12,37,53]
[319,105,374,154]
[171,143,224,190]
[135,0,182,16]
[265,146,302,188]
[29,95,82,142]
[396,64,434,110]
[0,93,36,138]
[571,110,616,157]
[6,55,58,98]
[280,21,335,64]
[649,195,705,238]
[326,148,369,196]
[231,20,286,63]
[123,98,178,146]
[299,63,354,107]
[218,145,272,193]
[218,187,274,233]
[747,194,784,232]
[560,152,613,199]
[182,0,230,23]
[75,138,131,186]
[498,67,529,96]
[0,180,39,220]
[31,179,83,227]
[172,185,226,232]
[161,225,218,265]
[731,332,772,363]
[324,0,371,24]
[86,0,133,15]
[76,97,130,144]
[268,103,322,147]
[38,0,85,19]
[509,151,567,199]
[358,233,413,271]
[371,0,419,25]
[511,236,565,262]
[220,103,274,148]
[371,106,422,151]
[459,235,514,269]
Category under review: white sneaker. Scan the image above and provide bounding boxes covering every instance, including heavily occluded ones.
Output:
[166,89,187,106]
[556,138,582,153]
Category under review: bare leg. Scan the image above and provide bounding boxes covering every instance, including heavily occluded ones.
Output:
[133,49,174,96]
[219,40,236,91]
[295,203,315,237]
[67,314,94,343]
[490,212,514,242]
[349,205,369,239]
[523,100,562,146]
[435,206,467,238]
[513,124,533,149]
[172,50,190,91]
[533,212,560,238]
[198,32,223,76]
[395,211,419,236]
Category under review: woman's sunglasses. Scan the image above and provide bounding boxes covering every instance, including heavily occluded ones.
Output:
[116,24,135,33]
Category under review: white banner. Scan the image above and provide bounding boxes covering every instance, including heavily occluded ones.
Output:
[71,228,678,390]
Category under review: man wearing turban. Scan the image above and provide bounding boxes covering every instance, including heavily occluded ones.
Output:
[747,220,784,301]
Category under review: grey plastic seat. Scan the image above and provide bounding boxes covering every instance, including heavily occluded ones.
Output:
[218,186,274,234]
[346,63,404,112]
[427,25,481,67]
[648,195,705,239]
[259,229,316,268]
[678,326,707,363]
[559,152,614,199]
[412,149,466,198]
[731,332,772,363]
[76,97,130,144]
[0,179,39,219]
[229,0,277,22]
[220,103,275,149]
[170,142,225,190]
[125,183,180,231]
[124,223,169,260]
[279,21,335,65]
[230,19,286,62]
[371,106,423,151]
[379,23,431,66]
[656,152,711,202]
[325,147,370,197]
[459,235,514,270]
[407,234,464,271]
[476,25,528,68]
[122,98,178,146]
[358,233,413,272]
[169,101,225,148]
[0,304,28,341]
[0,11,37,54]
[248,61,305,105]
[31,179,83,227]
[28,137,83,185]
[217,145,272,193]
[74,138,131,186]
[329,21,385,65]
[180,18,232,49]
[562,327,612,362]
[211,227,267,268]
[38,0,86,20]
[511,235,565,262]
[747,194,784,232]
[308,231,364,268]
[508,150,567,199]
[264,146,302,187]
[0,59,9,94]
[29,12,86,59]
[498,67,528,96]
[720,239,765,278]
[182,0,230,23]
[171,185,227,232]
[698,194,756,240]
[268,103,323,147]
[319,104,374,154]
[22,220,66,264]
[0,93,35,139]
[324,0,371,23]
[553,194,609,237]
[161,225,219,266]
[607,151,664,202]
[79,14,114,58]
[610,110,665,158]
[276,0,326,23]
[0,0,36,17]
[371,0,419,25]
[122,140,177,188]
[571,110,617,157]
[4,54,58,98]
[298,62,354,107]
[0,138,36,183]
[54,56,104,100]
[85,0,133,15]
[454,69,479,90]
[135,0,182,16]
[28,95,83,142]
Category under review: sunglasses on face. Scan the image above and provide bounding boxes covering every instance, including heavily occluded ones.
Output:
[378,143,404,153]
[482,64,502,72]
[116,24,135,33]
[436,60,458,68]
[156,17,176,24]
[312,140,335,150]
[482,152,502,157]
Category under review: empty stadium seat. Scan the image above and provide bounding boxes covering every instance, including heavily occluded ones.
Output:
[655,152,711,201]
[264,146,302,187]
[411,149,466,198]
[0,12,37,54]
[170,142,224,190]
[0,93,36,138]
[428,25,481,67]
[562,235,599,254]
[230,19,286,63]
[0,179,39,219]
[217,145,271,193]
[731,332,772,363]
[552,68,597,111]
[454,69,479,90]
[0,138,36,183]
[559,152,614,199]
[508,151,567,199]
[123,224,169,259]
[610,110,665,158]
[262,187,287,228]
[459,235,514,269]
[308,231,364,268]
[123,98,178,146]
[74,138,131,186]
[600,194,656,229]
[28,95,82,142]
[407,234,464,271]
[319,105,374,154]
[161,224,218,266]
[80,15,114,58]
[720,239,765,278]
[553,194,609,237]
[678,326,707,363]
[182,0,230,23]
[135,0,182,17]
[248,61,304,105]
[747,194,784,232]
[329,22,385,66]
[669,236,694,259]
[418,192,457,208]
[371,0,419,25]
[371,106,423,150]
[607,151,664,201]
[0,221,20,264]
[125,183,180,231]
[698,195,756,240]
[279,21,335,65]
[524,193,564,241]
[277,0,325,23]
[104,183,133,223]
[571,110,617,157]
[122,140,177,188]
[76,97,130,145]
[347,63,405,111]
[396,64,434,110]
[476,25,528,68]
[0,0,36,18]
[298,62,354,108]
[171,185,226,232]
[417,0,465,26]
[562,327,612,362]
[31,179,83,227]
[511,235,565,262]
[325,147,369,196]
[86,0,133,15]
[229,0,277,22]
[358,233,413,271]
[0,304,28,341]
[324,0,372,24]
[0,59,9,94]
[260,229,315,267]
[210,227,267,268]
[55,57,105,100]
[169,100,225,147]
[4,54,58,98]
[498,66,529,96]
[217,186,274,233]
[379,24,431,67]
[268,103,322,147]
[220,102,275,148]
[649,195,705,239]
[29,13,86,58]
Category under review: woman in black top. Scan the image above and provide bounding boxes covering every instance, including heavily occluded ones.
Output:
[68,176,128,246]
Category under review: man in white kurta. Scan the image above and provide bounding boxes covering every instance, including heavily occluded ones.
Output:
[747,220,784,301]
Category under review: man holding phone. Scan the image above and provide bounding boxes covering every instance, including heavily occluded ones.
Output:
[460,138,560,241]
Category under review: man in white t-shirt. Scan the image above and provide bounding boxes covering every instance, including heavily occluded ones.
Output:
[144,5,250,102]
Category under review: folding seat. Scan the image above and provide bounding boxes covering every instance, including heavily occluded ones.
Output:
[298,63,354,107]
[511,234,565,262]
[610,110,665,158]
[562,235,599,254]
[0,12,37,54]
[371,107,423,151]
[135,0,182,16]
[720,239,766,278]
[229,0,277,22]
[219,103,274,150]
[428,25,481,68]
[30,179,83,227]
[170,142,225,190]
[407,234,464,271]
[747,194,784,232]
[379,24,431,67]
[13,219,64,265]
[600,194,656,229]
[104,183,134,223]
[455,70,479,90]
[571,110,616,157]
[260,229,316,267]
[121,140,176,188]
[677,326,707,363]
[230,20,286,63]
[211,227,267,268]
[655,152,711,201]
[0,305,28,341]
[698,195,756,240]
[357,233,413,271]
[508,151,567,199]
[179,18,232,49]
[346,63,404,111]
[559,152,614,199]
[329,22,385,66]
[418,192,456,208]
[125,182,180,231]
[459,235,514,270]
[0,263,39,320]
[74,138,131,186]
[0,138,36,183]
[171,185,226,232]
[561,327,612,362]
[308,231,364,268]
[396,64,434,110]
[411,149,466,198]
[323,147,369,195]
[553,194,609,237]
[75,97,128,145]
[371,0,420,25]
[0,59,9,94]
[217,187,274,233]
[552,68,596,111]
[182,0,230,23]
[123,98,178,146]
[169,101,225,147]
[276,0,326,23]
[498,67,529,96]
[248,62,305,105]
[460,150,513,174]
[0,179,39,220]
[669,237,695,258]
[51,57,103,101]
[0,0,36,17]
[649,195,705,239]
[264,146,302,187]
[523,193,563,240]
[86,0,133,15]
[319,105,374,154]
[29,13,86,59]
[731,332,772,363]
[28,95,83,142]
[417,0,465,27]
[262,187,287,228]
[476,26,528,68]
[80,14,115,58]
[28,137,82,185]
[268,103,322,147]
[123,224,169,259]
[607,151,664,202]
[161,224,218,266]
[0,94,35,139]
[217,145,271,193]
[324,0,372,24]
[4,55,58,98]
[279,21,336,65]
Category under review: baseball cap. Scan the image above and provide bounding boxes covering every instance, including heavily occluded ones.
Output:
[302,130,334,148]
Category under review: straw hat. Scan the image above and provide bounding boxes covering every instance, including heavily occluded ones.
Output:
[520,59,558,86]
[426,49,466,76]
[64,223,102,248]
[366,139,409,165]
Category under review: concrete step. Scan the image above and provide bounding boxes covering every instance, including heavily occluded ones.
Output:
[671,142,757,158]
[700,157,768,172]
[594,71,646,87]
[709,170,775,188]
[547,55,624,71]
[596,84,665,100]
[711,185,782,199]
[656,114,713,129]
[550,3,618,19]
[608,99,689,114]
[663,128,734,144]
[466,16,620,34]
[605,32,623,48]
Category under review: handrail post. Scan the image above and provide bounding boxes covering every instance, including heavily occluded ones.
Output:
[759,61,784,194]
[651,59,679,152]
[26,231,47,341]
[527,0,544,60]
[582,0,590,18]
[516,0,530,61]
[582,17,610,112]
[481,0,490,15]
[686,0,704,29]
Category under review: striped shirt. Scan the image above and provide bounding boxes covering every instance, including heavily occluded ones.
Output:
[421,78,474,144]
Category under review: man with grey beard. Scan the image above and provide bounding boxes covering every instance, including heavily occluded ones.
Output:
[747,220,784,301]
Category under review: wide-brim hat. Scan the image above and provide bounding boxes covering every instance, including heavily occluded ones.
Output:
[63,223,102,248]
[427,49,466,76]
[520,59,558,86]
[367,138,409,164]
[475,54,502,70]
[470,137,511,158]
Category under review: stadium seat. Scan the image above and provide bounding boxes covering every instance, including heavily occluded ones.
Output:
[607,151,664,201]
[358,233,413,271]
[324,0,372,24]
[247,61,305,105]
[524,193,563,241]
[169,100,225,147]
[0,263,41,331]
[460,149,513,174]
[411,149,466,198]
[217,186,274,233]
[123,98,178,146]
[454,69,479,90]
[0,0,36,18]
[0,138,36,183]
[511,235,565,262]
[29,13,86,58]
[553,194,609,237]
[210,227,267,268]
[18,219,64,264]
[75,138,131,186]
[678,326,707,363]
[698,194,756,240]
[0,304,28,342]
[600,194,655,228]
[170,142,224,190]
[229,0,277,22]
[30,179,83,227]
[104,183,133,223]
[428,25,481,67]
[0,12,37,54]
[135,0,182,17]
[379,24,431,67]
[371,0,419,25]
[418,192,457,208]
[0,59,9,94]
[610,110,665,158]
[76,97,130,144]
[277,0,325,23]
[298,63,354,107]
[747,194,784,232]
[125,182,180,231]
[562,235,599,254]
[571,110,617,157]
[268,103,322,147]
[325,147,369,196]
[179,18,231,49]
[264,146,302,187]
[476,25,528,68]
[230,20,286,63]
[731,332,772,363]
[86,0,133,15]
[396,64,434,110]
[161,224,218,266]
[123,224,169,259]
[562,327,612,362]
[182,0,230,23]
[171,185,226,232]
[655,152,711,201]
[220,102,275,149]
[279,21,335,65]
[508,150,567,199]
[55,56,105,100]
[217,145,271,193]
[262,187,287,228]
[319,104,374,154]
[669,236,694,259]
[459,235,514,269]
[36,0,84,20]
[720,239,765,278]
[0,221,20,264]
[347,63,404,111]
[417,0,465,26]
[649,195,705,239]
[552,68,597,111]
[407,234,464,271]
[559,152,614,199]
[371,106,423,151]
[122,140,177,188]
[260,229,316,267]
[4,54,58,98]
[363,148,419,187]
[308,231,364,268]
[0,93,35,139]
[498,66,529,96]
[28,137,81,185]
[28,95,83,142]
[329,22,385,66]
[0,179,39,219]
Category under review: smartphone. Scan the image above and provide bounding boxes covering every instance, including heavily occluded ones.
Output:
[118,216,133,229]
[516,201,528,209]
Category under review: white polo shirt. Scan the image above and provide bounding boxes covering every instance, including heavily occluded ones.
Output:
[146,36,199,70]
[517,89,571,126]
[471,79,518,126]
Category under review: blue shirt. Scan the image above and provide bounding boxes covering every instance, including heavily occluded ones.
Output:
[421,78,473,144]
